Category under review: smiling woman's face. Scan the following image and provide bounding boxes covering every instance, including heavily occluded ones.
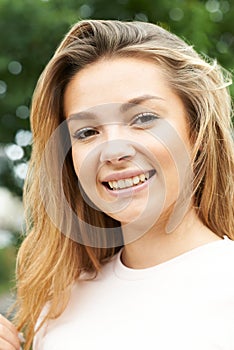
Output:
[64,57,192,229]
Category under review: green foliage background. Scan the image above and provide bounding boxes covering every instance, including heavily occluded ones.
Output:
[0,246,16,293]
[0,0,233,196]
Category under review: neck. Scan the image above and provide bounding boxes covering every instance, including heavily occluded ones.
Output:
[121,208,221,269]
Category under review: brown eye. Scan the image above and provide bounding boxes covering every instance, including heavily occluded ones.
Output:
[73,127,99,140]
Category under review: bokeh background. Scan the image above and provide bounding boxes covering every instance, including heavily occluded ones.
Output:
[0,0,233,313]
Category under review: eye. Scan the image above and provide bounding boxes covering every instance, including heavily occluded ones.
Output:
[72,127,99,140]
[130,112,159,127]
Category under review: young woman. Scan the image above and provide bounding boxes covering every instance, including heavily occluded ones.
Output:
[0,19,234,350]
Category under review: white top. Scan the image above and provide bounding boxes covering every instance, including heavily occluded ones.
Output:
[33,236,234,350]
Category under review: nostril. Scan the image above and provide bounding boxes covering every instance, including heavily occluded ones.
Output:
[106,155,131,164]
[119,155,131,161]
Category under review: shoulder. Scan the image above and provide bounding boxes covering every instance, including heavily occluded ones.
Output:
[193,235,234,287]
[217,236,234,271]
[78,250,121,283]
[213,235,234,260]
[196,235,234,259]
[33,303,50,349]
[193,235,234,270]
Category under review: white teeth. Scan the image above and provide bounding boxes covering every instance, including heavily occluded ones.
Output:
[112,181,118,189]
[118,180,125,189]
[125,178,133,187]
[107,171,151,190]
[133,176,140,185]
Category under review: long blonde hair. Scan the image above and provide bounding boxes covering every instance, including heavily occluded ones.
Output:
[14,20,234,349]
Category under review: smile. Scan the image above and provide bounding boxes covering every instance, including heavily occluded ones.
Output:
[102,170,156,191]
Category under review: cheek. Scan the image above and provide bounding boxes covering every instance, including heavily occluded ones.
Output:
[71,147,82,178]
[147,138,178,173]
[148,141,181,196]
[71,144,99,188]
[71,146,93,180]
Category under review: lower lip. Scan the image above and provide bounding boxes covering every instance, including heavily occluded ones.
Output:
[103,173,156,197]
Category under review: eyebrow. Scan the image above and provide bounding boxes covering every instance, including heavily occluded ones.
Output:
[67,94,165,123]
[120,94,165,113]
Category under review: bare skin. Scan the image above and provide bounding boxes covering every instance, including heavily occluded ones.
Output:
[120,209,221,269]
[65,57,222,269]
[0,58,222,348]
[0,314,21,350]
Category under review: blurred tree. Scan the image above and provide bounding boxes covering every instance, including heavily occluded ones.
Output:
[0,0,233,198]
[0,245,16,292]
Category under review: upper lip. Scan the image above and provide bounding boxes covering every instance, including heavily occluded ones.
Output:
[101,169,154,182]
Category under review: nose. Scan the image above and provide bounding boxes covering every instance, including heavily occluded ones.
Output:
[100,139,136,164]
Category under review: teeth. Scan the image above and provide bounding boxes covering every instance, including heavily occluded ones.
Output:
[107,172,150,190]
[125,178,133,187]
[118,180,125,189]
[132,176,139,185]
[112,181,118,189]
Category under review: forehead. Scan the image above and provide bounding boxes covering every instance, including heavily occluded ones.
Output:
[63,57,175,116]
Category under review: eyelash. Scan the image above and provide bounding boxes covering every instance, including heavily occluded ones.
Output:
[72,112,159,140]
[72,127,99,140]
[130,112,159,126]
